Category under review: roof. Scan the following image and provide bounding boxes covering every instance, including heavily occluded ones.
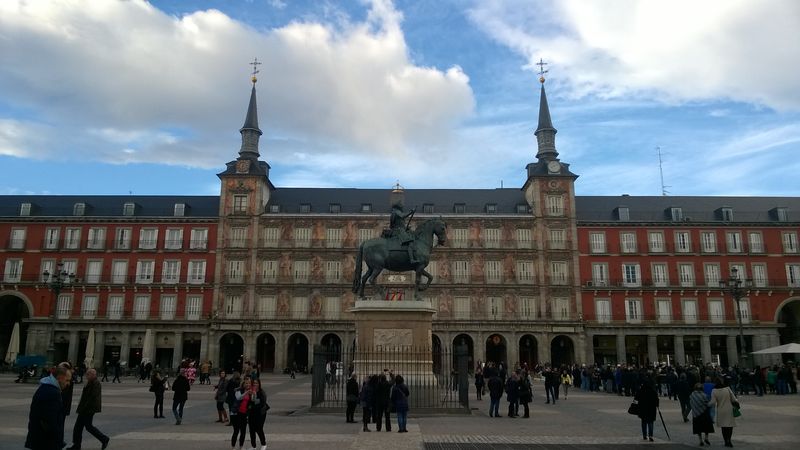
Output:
[0,195,219,218]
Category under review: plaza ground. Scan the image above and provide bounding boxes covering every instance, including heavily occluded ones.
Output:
[0,374,797,449]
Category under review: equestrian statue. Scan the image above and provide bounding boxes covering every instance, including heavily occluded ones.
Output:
[352,201,446,299]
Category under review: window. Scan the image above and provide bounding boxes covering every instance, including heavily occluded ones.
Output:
[669,207,683,222]
[174,203,186,217]
[737,299,751,324]
[451,228,468,248]
[678,264,694,287]
[787,264,800,287]
[487,297,503,320]
[651,263,669,287]
[620,232,637,253]
[73,203,85,216]
[454,297,470,320]
[139,228,158,250]
[726,232,742,253]
[85,260,102,284]
[729,263,746,281]
[358,228,374,245]
[546,195,564,216]
[520,297,535,319]
[721,207,734,221]
[589,232,606,253]
[40,260,54,282]
[783,232,798,253]
[86,227,105,249]
[256,296,276,319]
[115,228,131,250]
[516,228,532,249]
[107,295,123,320]
[136,260,154,284]
[268,204,280,213]
[233,195,248,214]
[683,299,698,324]
[3,259,22,282]
[260,260,278,283]
[165,228,183,249]
[361,203,372,213]
[262,227,279,247]
[752,264,767,287]
[423,204,434,214]
[452,260,470,283]
[453,203,465,214]
[553,297,570,320]
[44,228,59,250]
[225,295,242,319]
[549,229,566,249]
[485,261,502,283]
[111,260,127,284]
[647,231,664,253]
[9,228,26,249]
[20,203,31,216]
[291,296,308,319]
[484,228,501,248]
[299,203,311,213]
[57,295,72,319]
[591,263,608,287]
[675,231,691,253]
[656,299,671,324]
[133,295,150,320]
[122,202,135,216]
[486,204,497,214]
[625,299,642,323]
[748,232,763,253]
[551,261,568,285]
[325,260,341,283]
[162,260,180,284]
[61,260,77,280]
[329,203,341,214]
[701,232,717,253]
[622,263,641,287]
[190,228,208,250]
[227,260,244,283]
[186,296,202,320]
[326,228,342,248]
[708,299,724,324]
[704,263,721,287]
[516,261,534,284]
[293,260,310,283]
[775,207,789,222]
[516,204,529,214]
[617,207,630,222]
[324,297,340,320]
[160,295,176,320]
[64,228,81,249]
[595,299,611,323]
[294,227,311,247]
[188,261,206,284]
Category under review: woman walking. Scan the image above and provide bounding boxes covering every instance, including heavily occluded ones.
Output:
[230,377,251,450]
[690,383,714,446]
[345,373,359,423]
[150,370,166,419]
[247,379,268,450]
[390,375,410,433]
[171,369,191,425]
[634,379,659,442]
[708,378,739,447]
[561,370,573,400]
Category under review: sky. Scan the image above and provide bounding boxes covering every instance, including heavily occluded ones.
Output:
[1,0,799,197]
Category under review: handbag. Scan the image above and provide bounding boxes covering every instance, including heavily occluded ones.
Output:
[148,385,155,392]
[627,400,640,415]
[729,388,741,417]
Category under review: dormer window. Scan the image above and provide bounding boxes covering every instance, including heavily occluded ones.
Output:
[669,207,683,222]
[329,203,341,214]
[174,203,186,217]
[720,207,734,222]
[422,204,434,214]
[454,203,465,214]
[300,203,311,213]
[19,203,31,216]
[616,206,630,222]
[122,202,135,216]
[485,203,497,214]
[516,204,529,214]
[73,203,86,216]
[361,203,372,213]
[268,204,280,213]
[774,207,789,222]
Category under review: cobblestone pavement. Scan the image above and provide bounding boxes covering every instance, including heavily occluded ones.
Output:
[0,374,797,450]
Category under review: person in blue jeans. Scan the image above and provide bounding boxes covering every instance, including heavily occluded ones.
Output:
[487,370,503,417]
[390,375,410,432]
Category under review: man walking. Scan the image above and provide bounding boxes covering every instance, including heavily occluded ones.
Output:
[67,369,109,450]
[111,361,121,383]
[25,364,72,450]
[171,368,191,425]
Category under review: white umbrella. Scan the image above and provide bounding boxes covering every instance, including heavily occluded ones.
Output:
[751,342,800,354]
[84,328,95,368]
[141,329,154,364]
[4,322,20,365]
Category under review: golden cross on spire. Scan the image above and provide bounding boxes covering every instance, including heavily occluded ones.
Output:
[249,57,262,84]
[536,58,548,84]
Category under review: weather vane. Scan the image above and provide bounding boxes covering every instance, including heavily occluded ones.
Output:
[536,58,548,84]
[249,57,262,84]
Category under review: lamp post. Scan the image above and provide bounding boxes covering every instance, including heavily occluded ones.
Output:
[719,267,752,368]
[43,262,75,366]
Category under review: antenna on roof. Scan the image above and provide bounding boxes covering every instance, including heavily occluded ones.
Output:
[656,146,670,196]
[500,180,504,189]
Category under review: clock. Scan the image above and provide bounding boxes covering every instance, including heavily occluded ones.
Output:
[547,160,561,174]
[236,159,251,174]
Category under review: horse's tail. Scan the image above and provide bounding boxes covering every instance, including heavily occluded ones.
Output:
[352,243,364,294]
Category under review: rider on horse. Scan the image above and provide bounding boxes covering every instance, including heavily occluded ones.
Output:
[388,201,417,264]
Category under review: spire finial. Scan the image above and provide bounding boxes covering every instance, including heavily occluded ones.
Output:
[249,57,262,85]
[536,58,548,84]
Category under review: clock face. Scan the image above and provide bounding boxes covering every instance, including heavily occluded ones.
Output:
[547,160,561,173]
[236,160,251,173]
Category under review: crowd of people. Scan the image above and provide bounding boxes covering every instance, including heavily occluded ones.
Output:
[343,370,411,433]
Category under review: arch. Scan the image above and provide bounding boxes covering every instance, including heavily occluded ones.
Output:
[320,333,342,362]
[0,293,33,362]
[518,334,539,369]
[773,296,800,323]
[256,333,276,372]
[776,298,800,356]
[485,333,507,365]
[550,335,575,367]
[287,332,309,373]
[453,333,474,372]
[219,333,244,373]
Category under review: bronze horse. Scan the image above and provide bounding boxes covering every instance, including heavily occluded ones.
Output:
[352,218,446,299]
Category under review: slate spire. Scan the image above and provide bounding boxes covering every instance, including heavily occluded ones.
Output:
[238,59,263,160]
[534,59,558,161]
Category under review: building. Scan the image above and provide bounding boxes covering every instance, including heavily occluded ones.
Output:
[1,73,797,372]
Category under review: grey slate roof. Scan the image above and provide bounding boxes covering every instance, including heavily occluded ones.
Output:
[0,195,219,218]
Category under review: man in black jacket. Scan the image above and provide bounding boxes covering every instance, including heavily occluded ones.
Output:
[67,369,109,449]
[171,369,191,425]
[374,375,392,431]
[25,364,72,450]
[487,372,503,417]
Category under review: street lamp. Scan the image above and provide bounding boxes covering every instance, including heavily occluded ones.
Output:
[719,267,752,368]
[43,262,75,366]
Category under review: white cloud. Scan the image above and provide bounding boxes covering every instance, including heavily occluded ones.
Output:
[468,0,800,110]
[0,0,474,171]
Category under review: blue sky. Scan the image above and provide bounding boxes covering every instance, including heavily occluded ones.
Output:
[1,0,798,196]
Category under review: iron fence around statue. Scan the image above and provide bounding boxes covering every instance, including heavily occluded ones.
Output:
[311,344,470,414]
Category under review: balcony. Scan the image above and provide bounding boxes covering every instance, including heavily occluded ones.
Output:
[188,240,209,251]
[582,278,784,290]
[6,239,26,250]
[585,312,758,326]
[164,240,184,251]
